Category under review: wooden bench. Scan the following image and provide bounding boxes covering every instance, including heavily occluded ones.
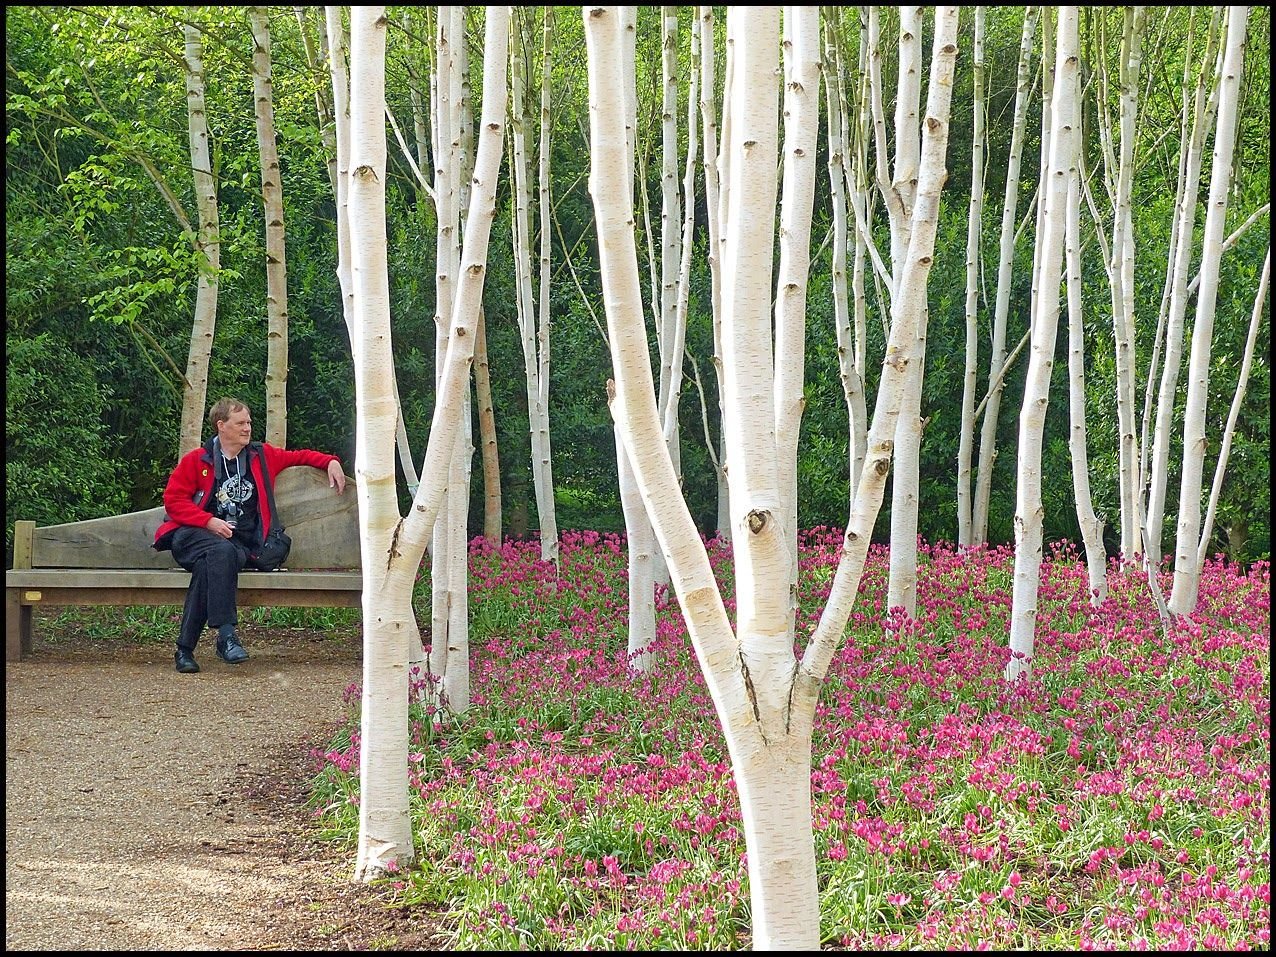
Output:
[6,468,363,662]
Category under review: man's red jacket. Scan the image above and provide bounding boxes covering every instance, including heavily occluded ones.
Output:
[153,440,338,550]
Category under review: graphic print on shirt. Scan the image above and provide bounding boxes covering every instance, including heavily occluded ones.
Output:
[216,455,256,528]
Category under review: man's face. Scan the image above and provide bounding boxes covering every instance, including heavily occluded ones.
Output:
[218,407,253,446]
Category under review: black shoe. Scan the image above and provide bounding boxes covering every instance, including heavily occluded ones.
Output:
[216,632,249,664]
[175,648,200,673]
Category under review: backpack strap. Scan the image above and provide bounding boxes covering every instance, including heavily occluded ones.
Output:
[252,442,284,532]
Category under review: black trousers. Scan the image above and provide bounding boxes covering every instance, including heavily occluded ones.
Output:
[170,526,249,650]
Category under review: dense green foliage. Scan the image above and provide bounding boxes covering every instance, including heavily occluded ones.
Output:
[5,6,1270,563]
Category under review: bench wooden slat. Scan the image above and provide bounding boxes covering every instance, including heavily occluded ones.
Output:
[8,569,363,591]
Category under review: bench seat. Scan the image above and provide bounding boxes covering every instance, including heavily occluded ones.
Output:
[7,468,363,662]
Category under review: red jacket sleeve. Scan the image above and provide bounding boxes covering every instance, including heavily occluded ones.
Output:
[162,448,215,529]
[259,443,340,480]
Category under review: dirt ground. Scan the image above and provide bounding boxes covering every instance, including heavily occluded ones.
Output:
[4,621,450,951]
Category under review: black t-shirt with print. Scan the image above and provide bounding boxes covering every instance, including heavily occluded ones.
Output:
[213,450,260,546]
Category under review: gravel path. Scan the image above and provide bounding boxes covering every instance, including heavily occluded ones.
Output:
[4,626,447,951]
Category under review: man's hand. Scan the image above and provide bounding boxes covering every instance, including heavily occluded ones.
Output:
[328,459,347,494]
[206,517,235,539]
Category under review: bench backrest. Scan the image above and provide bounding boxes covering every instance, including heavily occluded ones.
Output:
[12,468,360,571]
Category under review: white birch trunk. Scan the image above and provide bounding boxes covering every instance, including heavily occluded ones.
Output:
[511,9,558,566]
[956,8,985,548]
[697,5,730,543]
[1064,149,1108,604]
[347,5,415,881]
[1108,8,1145,561]
[972,7,1038,545]
[1145,13,1224,565]
[1198,248,1269,569]
[586,7,959,947]
[662,8,699,495]
[348,5,510,879]
[617,429,656,671]
[429,6,464,706]
[1170,6,1249,615]
[535,6,558,566]
[1007,7,1078,683]
[178,22,220,457]
[773,6,820,610]
[886,6,926,616]
[249,7,289,448]
[328,7,421,499]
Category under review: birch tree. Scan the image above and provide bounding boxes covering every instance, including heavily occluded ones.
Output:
[956,8,985,549]
[1064,127,1107,604]
[176,19,220,456]
[884,6,927,617]
[345,3,509,880]
[249,7,289,447]
[509,5,559,566]
[1007,6,1078,682]
[428,5,477,712]
[697,4,730,542]
[586,6,959,945]
[773,6,821,609]
[971,6,1038,546]
[1170,5,1250,615]
[1144,9,1223,566]
[1197,248,1269,570]
[475,306,502,545]
[319,6,421,494]
[1094,7,1147,561]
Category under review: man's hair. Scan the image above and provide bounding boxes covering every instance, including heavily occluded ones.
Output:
[207,397,250,431]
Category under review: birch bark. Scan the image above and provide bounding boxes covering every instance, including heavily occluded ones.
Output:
[177,22,220,457]
[1145,12,1223,565]
[347,3,510,880]
[586,7,958,945]
[773,7,820,610]
[474,308,502,545]
[1007,6,1078,682]
[972,7,1037,545]
[1197,249,1269,570]
[249,7,289,448]
[1170,6,1250,615]
[1064,146,1107,604]
[956,8,985,548]
[886,6,926,616]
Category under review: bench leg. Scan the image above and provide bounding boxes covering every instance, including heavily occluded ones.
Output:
[7,588,32,662]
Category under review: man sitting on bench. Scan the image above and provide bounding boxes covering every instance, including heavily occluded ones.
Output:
[153,397,347,674]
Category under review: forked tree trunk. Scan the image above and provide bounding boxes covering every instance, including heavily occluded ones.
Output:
[177,22,220,457]
[1007,6,1078,683]
[249,7,290,447]
[586,7,958,946]
[347,4,510,882]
